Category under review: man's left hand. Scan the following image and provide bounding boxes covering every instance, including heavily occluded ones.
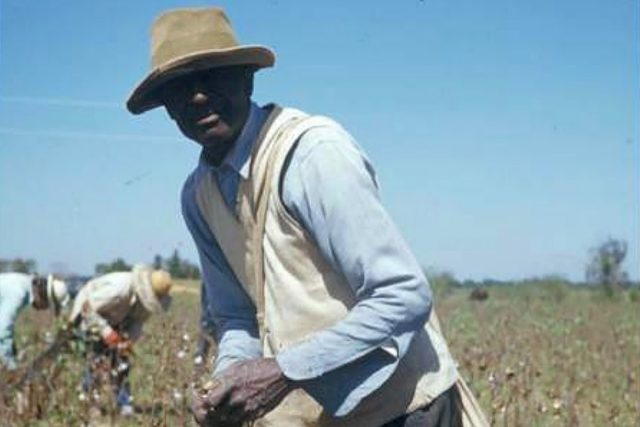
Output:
[191,358,293,426]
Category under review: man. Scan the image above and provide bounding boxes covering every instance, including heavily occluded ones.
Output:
[127,7,487,426]
[69,264,172,415]
[0,272,69,370]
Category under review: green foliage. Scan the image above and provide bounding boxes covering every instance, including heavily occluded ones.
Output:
[94,257,132,274]
[586,237,630,296]
[541,282,568,302]
[152,254,163,270]
[93,252,200,279]
[424,268,459,300]
[530,275,570,302]
[162,249,201,280]
[0,258,37,274]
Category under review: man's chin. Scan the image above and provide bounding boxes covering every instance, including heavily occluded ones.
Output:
[191,132,222,147]
[197,137,235,164]
[195,128,232,146]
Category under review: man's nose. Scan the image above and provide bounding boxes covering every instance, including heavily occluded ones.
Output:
[190,91,208,105]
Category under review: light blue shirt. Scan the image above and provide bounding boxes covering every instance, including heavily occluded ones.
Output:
[0,272,34,369]
[182,103,433,416]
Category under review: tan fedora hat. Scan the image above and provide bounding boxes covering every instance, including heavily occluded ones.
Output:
[127,7,275,115]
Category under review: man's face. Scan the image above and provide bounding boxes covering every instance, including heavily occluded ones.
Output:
[31,279,49,310]
[160,66,254,164]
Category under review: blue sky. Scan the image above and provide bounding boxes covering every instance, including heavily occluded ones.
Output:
[0,0,638,281]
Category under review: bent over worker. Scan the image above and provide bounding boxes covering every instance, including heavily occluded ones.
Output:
[69,264,172,416]
[0,272,69,370]
[127,7,488,427]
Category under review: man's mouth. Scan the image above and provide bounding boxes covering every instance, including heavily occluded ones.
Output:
[197,112,221,128]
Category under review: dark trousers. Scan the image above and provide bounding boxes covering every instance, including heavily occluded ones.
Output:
[381,385,462,427]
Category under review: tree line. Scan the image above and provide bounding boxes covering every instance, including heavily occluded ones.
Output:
[95,249,200,279]
[425,237,635,298]
[2,238,632,290]
[0,258,37,274]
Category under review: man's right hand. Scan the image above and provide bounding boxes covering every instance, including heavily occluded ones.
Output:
[191,359,292,426]
[102,328,122,347]
[191,378,239,427]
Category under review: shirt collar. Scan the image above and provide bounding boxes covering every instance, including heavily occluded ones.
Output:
[198,102,268,179]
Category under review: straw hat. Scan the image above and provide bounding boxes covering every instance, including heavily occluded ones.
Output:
[127,7,275,115]
[150,270,172,297]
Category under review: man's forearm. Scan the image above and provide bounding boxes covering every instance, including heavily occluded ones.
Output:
[213,328,262,375]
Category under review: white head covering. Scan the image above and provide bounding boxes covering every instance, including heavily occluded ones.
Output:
[46,274,70,312]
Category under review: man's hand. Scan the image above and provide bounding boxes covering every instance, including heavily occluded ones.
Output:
[100,327,133,356]
[102,328,123,348]
[191,358,293,426]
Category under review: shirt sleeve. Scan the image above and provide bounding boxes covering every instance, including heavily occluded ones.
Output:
[181,170,262,375]
[275,125,433,416]
[199,280,217,340]
[195,281,215,358]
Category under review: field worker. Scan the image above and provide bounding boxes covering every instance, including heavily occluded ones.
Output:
[69,264,172,416]
[0,272,69,370]
[127,7,487,427]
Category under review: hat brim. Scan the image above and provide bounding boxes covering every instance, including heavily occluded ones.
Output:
[126,45,275,115]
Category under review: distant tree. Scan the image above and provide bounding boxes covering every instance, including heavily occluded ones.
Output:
[586,237,630,295]
[95,257,132,274]
[424,268,459,299]
[535,274,570,301]
[182,263,201,280]
[153,254,164,270]
[166,249,183,278]
[461,279,477,288]
[482,278,507,287]
[538,274,571,286]
[164,249,201,279]
[0,258,37,273]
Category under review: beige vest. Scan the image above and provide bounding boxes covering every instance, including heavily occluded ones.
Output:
[196,106,487,426]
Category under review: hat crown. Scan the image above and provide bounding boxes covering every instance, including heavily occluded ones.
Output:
[150,270,172,297]
[151,8,240,69]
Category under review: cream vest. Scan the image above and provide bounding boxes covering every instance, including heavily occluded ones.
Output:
[196,106,487,426]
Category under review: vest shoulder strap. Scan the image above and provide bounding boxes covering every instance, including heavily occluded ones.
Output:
[251,112,342,334]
